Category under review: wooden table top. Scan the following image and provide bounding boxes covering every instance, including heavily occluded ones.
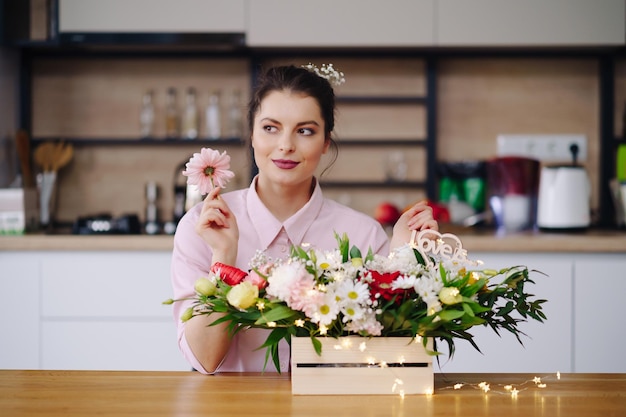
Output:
[1,371,625,416]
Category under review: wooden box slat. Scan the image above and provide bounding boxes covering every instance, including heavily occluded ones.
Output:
[291,336,433,395]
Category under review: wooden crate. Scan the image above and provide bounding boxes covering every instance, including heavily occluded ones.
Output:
[291,336,433,395]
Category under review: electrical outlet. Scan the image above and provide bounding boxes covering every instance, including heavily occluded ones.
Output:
[497,134,587,163]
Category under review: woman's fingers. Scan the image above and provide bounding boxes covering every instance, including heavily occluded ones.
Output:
[405,201,438,231]
[199,187,232,228]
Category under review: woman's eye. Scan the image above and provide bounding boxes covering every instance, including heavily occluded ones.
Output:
[263,125,277,133]
[298,128,314,136]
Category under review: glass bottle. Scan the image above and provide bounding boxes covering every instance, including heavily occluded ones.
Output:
[182,87,199,140]
[139,90,155,138]
[226,89,243,139]
[165,87,180,139]
[144,181,160,235]
[205,90,221,140]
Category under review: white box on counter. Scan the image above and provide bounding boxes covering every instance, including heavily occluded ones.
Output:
[0,188,39,235]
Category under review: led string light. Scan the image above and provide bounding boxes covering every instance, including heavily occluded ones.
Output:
[438,372,562,398]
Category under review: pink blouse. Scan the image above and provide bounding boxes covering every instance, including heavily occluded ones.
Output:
[171,177,389,373]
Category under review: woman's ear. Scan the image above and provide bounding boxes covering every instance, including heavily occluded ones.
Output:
[322,136,331,154]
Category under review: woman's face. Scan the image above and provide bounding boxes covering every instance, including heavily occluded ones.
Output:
[251,89,330,189]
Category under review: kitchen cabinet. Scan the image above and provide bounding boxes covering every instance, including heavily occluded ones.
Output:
[247,0,436,47]
[573,255,626,373]
[437,0,626,46]
[59,0,245,34]
[0,253,40,369]
[0,251,190,371]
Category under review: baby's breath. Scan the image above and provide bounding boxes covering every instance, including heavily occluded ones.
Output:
[302,63,346,87]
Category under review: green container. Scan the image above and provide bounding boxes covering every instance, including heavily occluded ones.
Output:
[437,161,486,212]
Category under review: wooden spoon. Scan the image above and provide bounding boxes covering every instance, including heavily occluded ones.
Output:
[34,141,74,172]
[34,142,56,172]
[15,130,34,187]
[54,142,73,171]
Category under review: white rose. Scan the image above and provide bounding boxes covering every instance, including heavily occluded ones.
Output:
[227,281,259,310]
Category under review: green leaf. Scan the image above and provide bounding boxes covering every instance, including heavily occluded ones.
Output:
[437,309,465,321]
[255,305,298,324]
[311,336,323,356]
[412,248,426,266]
[462,302,475,317]
[365,247,375,263]
[335,231,350,263]
[350,245,362,260]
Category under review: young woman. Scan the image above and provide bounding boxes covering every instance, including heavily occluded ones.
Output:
[171,64,438,374]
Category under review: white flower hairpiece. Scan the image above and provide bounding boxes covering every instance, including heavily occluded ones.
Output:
[302,63,346,87]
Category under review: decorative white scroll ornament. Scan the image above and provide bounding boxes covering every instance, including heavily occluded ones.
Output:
[409,229,470,268]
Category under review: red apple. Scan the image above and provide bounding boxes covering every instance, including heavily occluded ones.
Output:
[375,202,401,225]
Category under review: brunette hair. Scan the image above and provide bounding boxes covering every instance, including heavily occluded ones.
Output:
[247,65,339,173]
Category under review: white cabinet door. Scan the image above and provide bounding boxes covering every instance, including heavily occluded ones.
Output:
[435,253,573,374]
[59,0,246,33]
[573,255,626,372]
[39,251,189,371]
[247,0,435,47]
[0,253,41,369]
[437,0,625,46]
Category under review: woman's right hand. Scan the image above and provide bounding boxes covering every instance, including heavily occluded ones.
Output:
[195,187,239,264]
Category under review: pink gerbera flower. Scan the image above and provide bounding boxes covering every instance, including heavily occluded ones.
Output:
[182,148,235,194]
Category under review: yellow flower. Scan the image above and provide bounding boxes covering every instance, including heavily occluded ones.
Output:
[226,281,259,310]
[351,257,363,267]
[194,277,217,297]
[439,287,462,305]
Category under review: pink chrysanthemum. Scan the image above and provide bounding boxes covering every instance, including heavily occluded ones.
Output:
[182,148,235,194]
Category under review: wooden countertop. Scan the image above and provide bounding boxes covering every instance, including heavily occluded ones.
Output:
[1,228,625,252]
[1,371,624,417]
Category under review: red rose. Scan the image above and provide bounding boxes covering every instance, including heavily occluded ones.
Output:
[211,262,248,286]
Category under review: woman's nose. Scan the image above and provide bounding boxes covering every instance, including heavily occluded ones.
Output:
[278,133,295,152]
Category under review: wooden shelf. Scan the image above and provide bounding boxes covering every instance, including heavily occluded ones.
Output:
[337,96,427,105]
[30,137,246,146]
[336,139,426,146]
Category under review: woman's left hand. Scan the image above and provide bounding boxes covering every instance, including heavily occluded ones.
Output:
[390,201,438,250]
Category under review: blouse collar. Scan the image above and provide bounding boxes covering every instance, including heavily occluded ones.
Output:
[246,176,324,250]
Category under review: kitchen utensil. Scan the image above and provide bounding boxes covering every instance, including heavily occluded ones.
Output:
[15,130,34,187]
[537,145,590,230]
[33,141,74,227]
[38,171,56,226]
[34,141,73,172]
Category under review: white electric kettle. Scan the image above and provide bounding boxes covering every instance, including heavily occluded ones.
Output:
[537,165,590,230]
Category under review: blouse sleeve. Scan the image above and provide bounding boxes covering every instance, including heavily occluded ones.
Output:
[170,205,213,373]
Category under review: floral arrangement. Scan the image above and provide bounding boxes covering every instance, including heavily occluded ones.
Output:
[166,224,547,372]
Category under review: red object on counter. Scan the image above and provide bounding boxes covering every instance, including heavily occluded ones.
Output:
[375,202,402,225]
[426,201,451,223]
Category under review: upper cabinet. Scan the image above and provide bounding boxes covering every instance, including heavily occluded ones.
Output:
[58,0,245,33]
[437,0,626,47]
[246,0,436,47]
[247,0,624,48]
